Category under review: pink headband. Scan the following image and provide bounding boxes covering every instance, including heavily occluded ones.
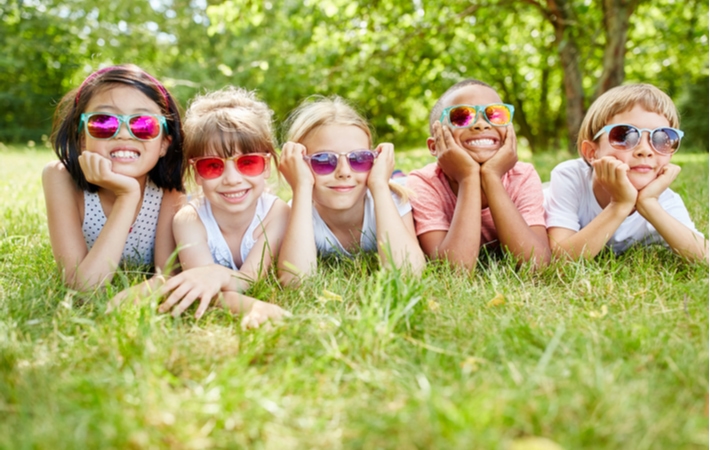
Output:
[74,65,170,107]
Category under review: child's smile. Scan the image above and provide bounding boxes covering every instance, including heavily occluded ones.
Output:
[442,85,507,163]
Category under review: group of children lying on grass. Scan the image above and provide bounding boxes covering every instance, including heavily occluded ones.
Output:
[42,65,708,328]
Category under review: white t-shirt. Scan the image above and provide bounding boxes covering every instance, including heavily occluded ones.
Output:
[543,158,701,254]
[313,189,412,257]
[190,193,278,269]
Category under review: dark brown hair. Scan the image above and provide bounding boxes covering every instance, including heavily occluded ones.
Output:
[51,64,184,193]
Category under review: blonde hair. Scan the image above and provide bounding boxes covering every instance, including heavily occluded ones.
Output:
[284,96,409,201]
[577,83,679,159]
[182,86,276,180]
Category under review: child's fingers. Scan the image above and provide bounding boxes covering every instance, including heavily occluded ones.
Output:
[171,292,199,317]
[158,283,192,313]
[194,293,213,319]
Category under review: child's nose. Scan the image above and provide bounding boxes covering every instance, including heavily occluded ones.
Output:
[115,120,133,139]
[470,112,491,130]
[222,160,243,183]
[334,154,352,178]
[634,132,655,157]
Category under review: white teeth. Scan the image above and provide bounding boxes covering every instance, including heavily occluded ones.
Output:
[467,139,495,146]
[110,150,139,159]
[222,190,247,198]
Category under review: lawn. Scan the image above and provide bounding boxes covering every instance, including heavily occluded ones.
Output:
[0,145,707,449]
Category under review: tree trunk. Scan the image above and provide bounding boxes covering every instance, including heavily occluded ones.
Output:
[547,0,585,153]
[594,0,638,100]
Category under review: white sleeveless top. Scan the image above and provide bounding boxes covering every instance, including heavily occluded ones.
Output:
[190,192,278,270]
[313,189,412,257]
[82,180,163,266]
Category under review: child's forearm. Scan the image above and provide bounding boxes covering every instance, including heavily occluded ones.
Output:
[429,176,482,270]
[277,188,317,286]
[550,203,633,259]
[370,184,425,274]
[637,200,708,261]
[481,173,550,265]
[70,192,142,289]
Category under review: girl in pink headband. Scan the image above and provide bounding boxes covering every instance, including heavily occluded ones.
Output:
[44,64,185,290]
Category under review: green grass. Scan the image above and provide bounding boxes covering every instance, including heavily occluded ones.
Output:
[0,146,707,449]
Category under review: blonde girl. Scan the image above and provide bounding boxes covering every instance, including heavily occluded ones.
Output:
[157,87,290,327]
[278,96,425,285]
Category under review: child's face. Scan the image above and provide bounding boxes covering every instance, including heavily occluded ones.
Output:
[583,104,673,190]
[82,85,169,181]
[194,146,270,216]
[301,124,371,213]
[431,85,509,164]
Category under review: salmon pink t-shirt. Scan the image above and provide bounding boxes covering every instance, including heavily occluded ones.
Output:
[406,162,546,247]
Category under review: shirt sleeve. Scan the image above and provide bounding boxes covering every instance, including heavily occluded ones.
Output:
[543,163,584,231]
[406,170,452,236]
[657,190,704,236]
[510,164,547,228]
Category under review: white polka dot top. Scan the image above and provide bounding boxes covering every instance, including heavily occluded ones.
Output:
[82,180,164,266]
[190,192,278,270]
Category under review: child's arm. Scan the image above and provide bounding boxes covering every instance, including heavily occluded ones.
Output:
[219,292,290,330]
[42,154,141,290]
[548,157,637,259]
[635,164,708,261]
[153,189,184,274]
[277,142,318,286]
[367,143,426,274]
[234,199,290,284]
[480,126,550,266]
[156,205,232,317]
[418,122,482,271]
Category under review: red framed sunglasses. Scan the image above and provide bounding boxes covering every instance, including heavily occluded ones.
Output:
[189,154,270,179]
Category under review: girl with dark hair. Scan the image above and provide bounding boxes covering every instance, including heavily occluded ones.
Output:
[42,64,185,290]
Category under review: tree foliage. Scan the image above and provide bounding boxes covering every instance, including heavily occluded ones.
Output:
[1,0,707,151]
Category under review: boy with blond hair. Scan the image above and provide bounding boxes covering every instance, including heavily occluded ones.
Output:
[544,83,707,261]
[406,79,550,270]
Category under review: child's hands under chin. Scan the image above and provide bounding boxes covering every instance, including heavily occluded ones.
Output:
[78,151,140,196]
[481,125,517,179]
[432,121,479,183]
[279,142,314,190]
[367,143,395,191]
[637,163,681,206]
[591,156,638,206]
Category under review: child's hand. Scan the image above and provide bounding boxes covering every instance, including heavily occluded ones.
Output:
[481,124,517,179]
[239,300,290,330]
[279,142,314,190]
[106,272,167,313]
[432,121,479,182]
[78,151,140,196]
[157,265,233,319]
[367,143,395,191]
[592,157,637,206]
[637,163,680,206]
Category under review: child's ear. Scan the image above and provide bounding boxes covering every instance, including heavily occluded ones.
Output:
[426,137,437,157]
[580,140,597,164]
[160,136,171,157]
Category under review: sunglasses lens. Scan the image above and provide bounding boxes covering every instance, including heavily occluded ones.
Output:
[86,114,120,139]
[309,152,338,175]
[651,128,680,154]
[485,105,512,126]
[129,115,162,140]
[607,125,640,149]
[194,158,225,179]
[348,151,376,172]
[448,106,476,128]
[236,155,266,176]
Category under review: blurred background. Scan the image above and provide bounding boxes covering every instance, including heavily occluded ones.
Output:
[1,0,707,153]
